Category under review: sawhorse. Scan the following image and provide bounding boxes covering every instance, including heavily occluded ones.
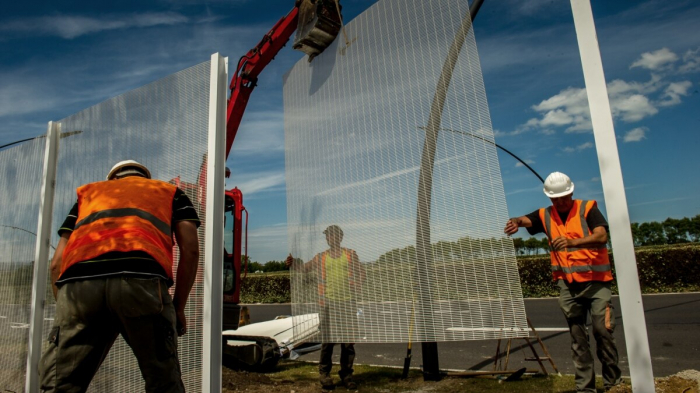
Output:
[493,317,560,375]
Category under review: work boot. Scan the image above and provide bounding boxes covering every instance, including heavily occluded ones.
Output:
[340,375,357,390]
[319,374,334,390]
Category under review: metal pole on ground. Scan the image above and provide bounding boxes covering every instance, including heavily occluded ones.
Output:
[570,1,655,391]
[25,121,60,393]
[203,53,228,393]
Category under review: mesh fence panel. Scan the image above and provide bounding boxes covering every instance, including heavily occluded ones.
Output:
[286,0,527,343]
[43,60,213,391]
[0,138,46,392]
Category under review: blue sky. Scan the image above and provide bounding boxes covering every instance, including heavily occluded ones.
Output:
[1,0,698,263]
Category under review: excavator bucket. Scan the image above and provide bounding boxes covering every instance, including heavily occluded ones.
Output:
[293,0,342,61]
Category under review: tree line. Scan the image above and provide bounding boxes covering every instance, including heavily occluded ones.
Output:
[631,215,700,246]
[243,257,288,273]
[513,214,700,255]
[242,215,700,269]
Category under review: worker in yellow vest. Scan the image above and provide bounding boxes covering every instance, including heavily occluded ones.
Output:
[504,172,621,392]
[39,160,200,393]
[286,225,364,391]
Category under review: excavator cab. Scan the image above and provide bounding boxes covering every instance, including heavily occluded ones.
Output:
[293,0,343,60]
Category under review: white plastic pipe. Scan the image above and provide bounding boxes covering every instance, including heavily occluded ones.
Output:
[570,1,655,391]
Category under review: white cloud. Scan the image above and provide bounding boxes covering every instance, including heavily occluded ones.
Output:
[630,48,679,71]
[315,155,463,197]
[231,111,285,155]
[232,171,286,196]
[610,94,658,122]
[515,159,535,168]
[628,196,695,208]
[679,47,700,73]
[623,127,647,143]
[523,83,660,133]
[532,87,589,112]
[563,142,593,153]
[246,223,288,263]
[538,109,575,127]
[514,46,697,135]
[1,13,188,39]
[657,81,692,107]
[517,87,590,134]
[514,0,556,15]
[0,79,60,118]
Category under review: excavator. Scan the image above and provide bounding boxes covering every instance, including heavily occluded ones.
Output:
[219,0,344,331]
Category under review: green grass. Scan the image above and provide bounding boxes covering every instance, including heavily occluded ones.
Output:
[224,360,623,393]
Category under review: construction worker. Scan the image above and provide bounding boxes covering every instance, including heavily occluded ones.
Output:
[504,172,621,392]
[39,160,200,393]
[286,225,363,391]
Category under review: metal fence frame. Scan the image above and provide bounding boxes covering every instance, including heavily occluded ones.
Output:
[4,55,226,393]
[24,121,60,393]
[570,1,654,391]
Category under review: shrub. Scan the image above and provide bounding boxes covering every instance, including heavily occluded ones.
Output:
[240,273,290,303]
[240,244,700,303]
[517,243,700,297]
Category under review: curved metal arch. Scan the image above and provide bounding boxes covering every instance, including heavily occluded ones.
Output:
[413,0,484,379]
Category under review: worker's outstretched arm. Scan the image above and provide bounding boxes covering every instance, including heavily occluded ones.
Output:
[173,220,200,336]
[504,216,533,235]
[551,225,607,251]
[49,233,71,300]
[286,253,314,273]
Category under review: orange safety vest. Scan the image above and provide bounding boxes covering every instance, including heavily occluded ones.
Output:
[539,199,613,283]
[61,176,178,280]
[316,248,360,305]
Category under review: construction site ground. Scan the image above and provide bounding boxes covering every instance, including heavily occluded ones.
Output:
[221,360,700,393]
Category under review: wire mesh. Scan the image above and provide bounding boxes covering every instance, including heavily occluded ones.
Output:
[285,0,528,343]
[0,138,46,392]
[43,60,213,391]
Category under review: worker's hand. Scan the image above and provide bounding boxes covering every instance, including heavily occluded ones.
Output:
[504,218,519,236]
[551,236,570,251]
[175,308,187,336]
[285,253,294,268]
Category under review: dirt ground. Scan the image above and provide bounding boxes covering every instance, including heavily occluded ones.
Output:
[222,361,700,393]
[608,370,700,393]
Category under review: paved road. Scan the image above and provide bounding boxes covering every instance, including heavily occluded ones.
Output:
[244,292,700,377]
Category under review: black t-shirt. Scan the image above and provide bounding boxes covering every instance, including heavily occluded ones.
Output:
[524,203,608,236]
[57,188,200,286]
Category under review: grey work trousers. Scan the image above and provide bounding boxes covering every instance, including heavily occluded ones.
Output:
[558,280,621,392]
[39,276,185,393]
[318,300,357,379]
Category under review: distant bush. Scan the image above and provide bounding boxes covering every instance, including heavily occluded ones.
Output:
[240,273,290,303]
[517,243,700,297]
[240,244,700,303]
[632,243,700,293]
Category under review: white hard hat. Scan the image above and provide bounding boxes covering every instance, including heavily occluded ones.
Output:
[107,160,151,180]
[543,172,574,198]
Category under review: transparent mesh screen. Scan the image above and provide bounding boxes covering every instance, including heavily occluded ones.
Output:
[45,60,212,391]
[286,0,527,343]
[0,139,46,392]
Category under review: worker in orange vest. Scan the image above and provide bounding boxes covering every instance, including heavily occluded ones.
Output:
[286,225,364,391]
[504,172,621,392]
[39,160,200,393]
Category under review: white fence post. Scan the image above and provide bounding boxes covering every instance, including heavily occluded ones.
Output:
[25,121,60,393]
[570,1,655,391]
[202,53,227,393]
